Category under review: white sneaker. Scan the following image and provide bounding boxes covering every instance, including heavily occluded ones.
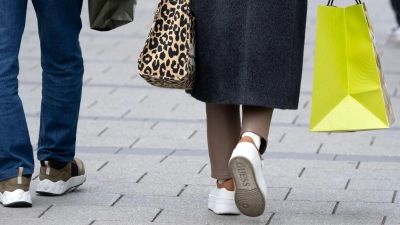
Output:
[208,179,240,215]
[228,137,267,217]
[0,168,32,207]
[389,26,400,43]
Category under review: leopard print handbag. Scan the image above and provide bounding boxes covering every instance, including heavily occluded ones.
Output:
[137,0,196,90]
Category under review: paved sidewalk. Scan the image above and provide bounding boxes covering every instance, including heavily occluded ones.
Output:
[2,0,400,224]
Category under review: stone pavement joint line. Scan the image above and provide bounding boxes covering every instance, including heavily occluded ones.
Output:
[332,202,340,215]
[110,195,124,207]
[37,204,53,218]
[136,172,148,183]
[97,161,109,171]
[266,212,276,225]
[382,216,388,224]
[151,209,164,223]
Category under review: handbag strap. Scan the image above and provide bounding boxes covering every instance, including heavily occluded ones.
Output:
[327,0,362,6]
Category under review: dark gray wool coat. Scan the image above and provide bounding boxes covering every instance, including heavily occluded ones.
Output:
[189,0,308,109]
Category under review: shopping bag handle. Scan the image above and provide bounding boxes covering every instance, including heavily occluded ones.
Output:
[327,0,362,6]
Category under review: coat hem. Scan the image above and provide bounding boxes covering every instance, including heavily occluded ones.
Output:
[190,93,299,110]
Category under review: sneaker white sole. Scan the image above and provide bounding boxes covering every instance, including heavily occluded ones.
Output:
[229,143,267,217]
[36,175,86,196]
[0,189,32,207]
[208,190,240,215]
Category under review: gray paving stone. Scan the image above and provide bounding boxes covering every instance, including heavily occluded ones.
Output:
[32,192,121,207]
[302,168,400,180]
[77,120,110,137]
[318,131,400,157]
[76,135,141,148]
[335,155,400,163]
[381,48,400,72]
[0,204,51,219]
[81,103,132,118]
[104,125,194,139]
[318,132,378,155]
[269,214,384,225]
[76,146,120,154]
[77,119,155,138]
[263,164,304,177]
[118,148,174,156]
[275,129,327,154]
[336,202,397,216]
[266,200,336,214]
[177,138,209,150]
[80,86,115,104]
[153,122,207,132]
[267,188,292,201]
[288,188,394,203]
[93,221,173,225]
[173,150,209,157]
[267,140,320,154]
[0,219,90,225]
[267,177,348,189]
[265,152,336,161]
[155,155,210,173]
[264,159,358,169]
[270,109,301,124]
[141,171,214,186]
[385,215,400,225]
[98,153,164,167]
[90,170,148,183]
[357,162,400,171]
[40,206,159,222]
[73,153,121,172]
[113,195,207,210]
[155,207,272,224]
[80,182,183,197]
[133,136,208,150]
[348,178,400,191]
[179,184,290,201]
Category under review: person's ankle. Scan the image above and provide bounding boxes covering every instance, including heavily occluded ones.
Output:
[216,179,234,191]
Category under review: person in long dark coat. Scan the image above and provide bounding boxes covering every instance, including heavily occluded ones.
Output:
[189,0,308,217]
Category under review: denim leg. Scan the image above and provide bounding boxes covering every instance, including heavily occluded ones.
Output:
[0,0,35,181]
[392,0,400,25]
[32,0,84,162]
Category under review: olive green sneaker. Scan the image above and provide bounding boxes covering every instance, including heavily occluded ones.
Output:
[0,167,32,207]
[36,158,86,196]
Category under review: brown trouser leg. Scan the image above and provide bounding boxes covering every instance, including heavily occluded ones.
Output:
[206,104,241,180]
[206,103,274,180]
[241,105,274,155]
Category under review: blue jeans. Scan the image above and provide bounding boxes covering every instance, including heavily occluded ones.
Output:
[0,0,84,181]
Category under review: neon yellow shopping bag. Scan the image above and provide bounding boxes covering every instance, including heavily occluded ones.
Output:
[310,0,395,132]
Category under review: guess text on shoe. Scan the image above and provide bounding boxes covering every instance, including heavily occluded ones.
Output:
[237,163,250,187]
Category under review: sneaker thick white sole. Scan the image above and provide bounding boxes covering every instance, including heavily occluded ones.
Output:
[229,142,267,217]
[0,189,32,207]
[36,175,86,196]
[208,188,240,215]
